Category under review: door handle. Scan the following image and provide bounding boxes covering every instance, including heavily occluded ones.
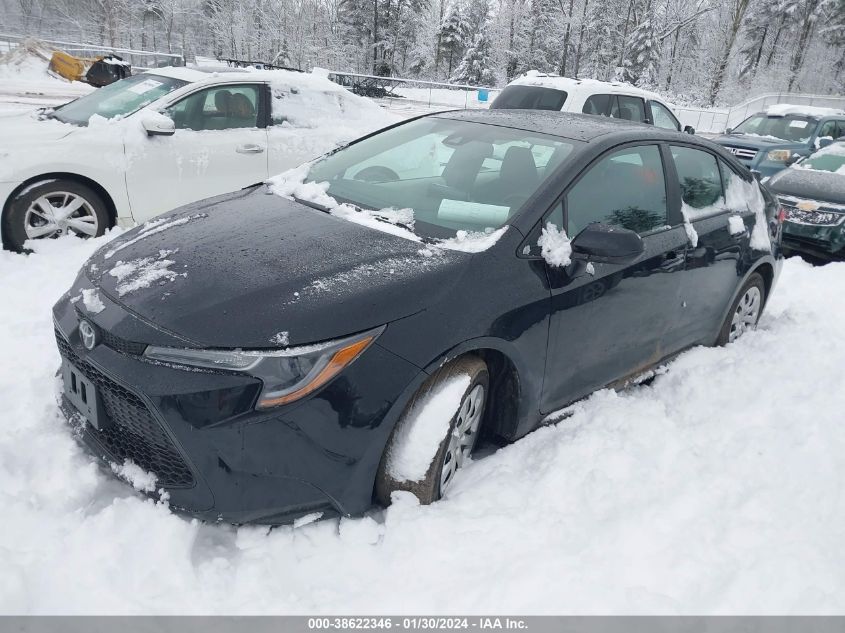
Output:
[236,144,265,154]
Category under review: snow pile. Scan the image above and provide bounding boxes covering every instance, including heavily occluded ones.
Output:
[6,234,845,613]
[110,460,158,493]
[80,288,105,314]
[108,250,186,296]
[386,374,471,482]
[437,227,508,253]
[728,215,746,236]
[0,39,54,80]
[537,223,572,266]
[681,175,768,250]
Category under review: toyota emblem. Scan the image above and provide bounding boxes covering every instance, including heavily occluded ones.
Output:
[79,319,98,351]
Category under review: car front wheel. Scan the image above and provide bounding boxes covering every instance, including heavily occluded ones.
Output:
[376,355,489,506]
[3,179,110,252]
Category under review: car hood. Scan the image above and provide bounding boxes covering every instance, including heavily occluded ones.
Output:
[84,186,469,348]
[767,167,845,205]
[714,134,802,151]
[0,111,77,146]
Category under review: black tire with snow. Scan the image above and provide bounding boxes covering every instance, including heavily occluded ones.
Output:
[3,179,110,252]
[716,272,766,346]
[376,356,489,507]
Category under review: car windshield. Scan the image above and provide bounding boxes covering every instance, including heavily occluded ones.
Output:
[491,85,568,111]
[50,74,188,125]
[800,150,845,174]
[305,117,579,240]
[732,114,818,143]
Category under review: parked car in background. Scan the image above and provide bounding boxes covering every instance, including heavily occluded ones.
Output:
[766,140,845,261]
[491,71,694,134]
[713,104,845,179]
[54,111,782,525]
[0,66,392,252]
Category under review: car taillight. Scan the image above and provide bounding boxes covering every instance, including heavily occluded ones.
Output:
[777,206,787,224]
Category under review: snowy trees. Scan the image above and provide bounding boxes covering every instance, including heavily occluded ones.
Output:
[2,0,844,100]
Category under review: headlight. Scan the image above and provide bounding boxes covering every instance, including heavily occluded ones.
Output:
[767,149,792,162]
[144,325,384,409]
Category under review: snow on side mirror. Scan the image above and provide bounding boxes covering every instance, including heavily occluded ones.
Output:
[142,115,175,137]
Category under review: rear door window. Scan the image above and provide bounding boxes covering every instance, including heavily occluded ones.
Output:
[613,95,647,122]
[670,146,724,215]
[582,94,613,116]
[566,145,668,236]
[491,85,568,111]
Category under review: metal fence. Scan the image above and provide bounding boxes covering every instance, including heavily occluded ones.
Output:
[0,33,185,70]
[327,71,499,118]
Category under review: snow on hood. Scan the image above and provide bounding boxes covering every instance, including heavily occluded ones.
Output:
[768,167,845,206]
[83,187,467,348]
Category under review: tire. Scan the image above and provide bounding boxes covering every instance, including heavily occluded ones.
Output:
[716,272,766,346]
[376,356,489,507]
[3,179,110,252]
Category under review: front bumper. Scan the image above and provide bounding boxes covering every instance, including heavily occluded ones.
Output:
[782,221,845,260]
[54,288,423,525]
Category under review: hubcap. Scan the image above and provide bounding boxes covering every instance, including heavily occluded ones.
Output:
[439,383,485,495]
[729,286,762,342]
[24,192,98,241]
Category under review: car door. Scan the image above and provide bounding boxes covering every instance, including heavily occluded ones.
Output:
[125,83,269,223]
[539,143,690,413]
[669,144,749,343]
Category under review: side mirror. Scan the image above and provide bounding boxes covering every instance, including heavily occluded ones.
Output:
[818,137,834,150]
[725,127,733,135]
[571,223,644,264]
[683,125,696,135]
[141,115,175,136]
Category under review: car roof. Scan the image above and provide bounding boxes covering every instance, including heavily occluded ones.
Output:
[506,72,667,103]
[143,65,287,85]
[761,104,845,119]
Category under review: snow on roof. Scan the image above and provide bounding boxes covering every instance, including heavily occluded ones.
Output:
[508,71,665,102]
[765,103,845,118]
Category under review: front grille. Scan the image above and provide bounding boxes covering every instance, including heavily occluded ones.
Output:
[56,330,194,488]
[778,196,845,227]
[724,145,758,161]
[74,307,146,356]
[101,329,147,356]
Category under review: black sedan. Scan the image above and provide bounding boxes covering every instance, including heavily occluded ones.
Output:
[766,141,845,261]
[53,111,783,524]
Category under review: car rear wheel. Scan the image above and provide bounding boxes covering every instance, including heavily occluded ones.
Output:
[376,356,489,506]
[717,272,766,345]
[3,180,110,252]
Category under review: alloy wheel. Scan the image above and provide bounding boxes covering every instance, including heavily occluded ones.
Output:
[729,286,762,342]
[439,383,485,494]
[24,192,99,240]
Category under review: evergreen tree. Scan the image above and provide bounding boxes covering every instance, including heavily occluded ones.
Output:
[451,30,495,84]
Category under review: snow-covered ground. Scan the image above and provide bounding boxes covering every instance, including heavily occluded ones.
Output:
[2,230,845,614]
[0,40,95,108]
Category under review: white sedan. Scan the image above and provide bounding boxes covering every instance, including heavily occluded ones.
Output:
[0,66,394,251]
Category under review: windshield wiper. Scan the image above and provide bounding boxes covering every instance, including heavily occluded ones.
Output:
[292,195,331,213]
